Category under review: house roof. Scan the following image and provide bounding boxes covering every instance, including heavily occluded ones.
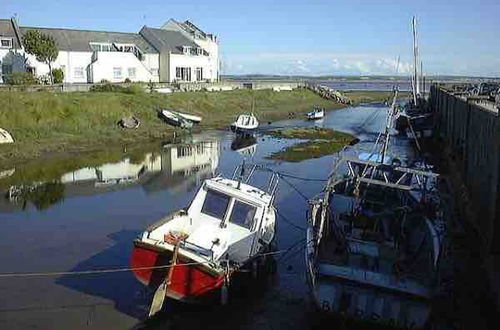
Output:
[18,26,158,54]
[0,18,22,49]
[139,26,198,54]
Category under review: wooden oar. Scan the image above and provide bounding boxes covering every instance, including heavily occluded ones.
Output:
[148,242,181,317]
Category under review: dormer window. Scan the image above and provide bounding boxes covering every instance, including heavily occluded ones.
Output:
[90,43,112,52]
[0,38,13,49]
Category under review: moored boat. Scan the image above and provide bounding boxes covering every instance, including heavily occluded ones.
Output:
[130,164,279,314]
[158,109,193,129]
[305,86,444,328]
[307,107,325,120]
[230,114,259,135]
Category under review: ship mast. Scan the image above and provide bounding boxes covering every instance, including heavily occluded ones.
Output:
[412,16,419,104]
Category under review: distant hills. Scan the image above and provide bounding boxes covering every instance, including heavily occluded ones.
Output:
[222,74,500,82]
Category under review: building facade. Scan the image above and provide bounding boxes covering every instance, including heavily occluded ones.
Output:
[0,17,219,84]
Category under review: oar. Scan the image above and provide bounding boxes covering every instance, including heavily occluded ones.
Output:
[148,242,181,317]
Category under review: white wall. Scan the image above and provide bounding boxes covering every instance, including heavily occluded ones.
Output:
[191,38,219,82]
[169,53,217,83]
[90,51,159,83]
[25,51,93,83]
[24,50,160,83]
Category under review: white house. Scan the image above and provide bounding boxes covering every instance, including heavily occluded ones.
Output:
[0,17,219,84]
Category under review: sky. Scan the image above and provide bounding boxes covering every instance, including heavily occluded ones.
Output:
[1,0,499,77]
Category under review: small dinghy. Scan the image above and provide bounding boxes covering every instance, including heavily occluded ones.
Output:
[306,107,325,120]
[118,116,140,129]
[158,109,193,129]
[176,112,202,125]
[0,128,14,144]
[230,114,259,135]
[131,163,279,314]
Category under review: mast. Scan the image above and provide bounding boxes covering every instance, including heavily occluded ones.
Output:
[412,16,419,104]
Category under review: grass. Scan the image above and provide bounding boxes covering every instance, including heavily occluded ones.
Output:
[346,90,410,104]
[0,88,390,166]
[266,127,356,162]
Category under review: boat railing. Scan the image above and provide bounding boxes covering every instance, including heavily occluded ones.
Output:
[231,163,280,203]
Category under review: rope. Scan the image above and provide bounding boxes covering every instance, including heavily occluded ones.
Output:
[275,208,306,232]
[0,248,293,279]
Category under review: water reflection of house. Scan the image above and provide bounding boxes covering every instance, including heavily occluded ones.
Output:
[61,141,220,196]
[141,141,220,193]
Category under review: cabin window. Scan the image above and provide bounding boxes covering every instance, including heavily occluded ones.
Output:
[229,200,257,229]
[201,189,230,220]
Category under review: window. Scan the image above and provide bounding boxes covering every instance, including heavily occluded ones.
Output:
[183,46,191,55]
[201,189,230,220]
[74,67,84,79]
[89,43,112,52]
[0,38,13,48]
[176,67,191,81]
[196,67,203,81]
[128,67,136,78]
[229,200,257,229]
[113,67,122,79]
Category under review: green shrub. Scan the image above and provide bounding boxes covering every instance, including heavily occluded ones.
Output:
[51,68,64,84]
[124,78,131,83]
[4,72,38,85]
[90,83,143,94]
[123,84,144,94]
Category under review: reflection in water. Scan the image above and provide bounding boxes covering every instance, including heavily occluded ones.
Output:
[2,140,220,211]
[230,135,258,157]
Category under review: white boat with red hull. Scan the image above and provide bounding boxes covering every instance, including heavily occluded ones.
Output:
[130,164,279,315]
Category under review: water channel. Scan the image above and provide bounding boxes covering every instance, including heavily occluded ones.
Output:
[0,101,422,329]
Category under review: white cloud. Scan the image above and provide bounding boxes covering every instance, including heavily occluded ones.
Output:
[222,52,413,76]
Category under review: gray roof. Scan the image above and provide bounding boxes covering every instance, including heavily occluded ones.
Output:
[139,26,198,54]
[18,26,158,53]
[0,18,22,49]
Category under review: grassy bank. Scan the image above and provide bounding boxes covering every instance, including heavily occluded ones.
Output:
[266,127,357,162]
[0,88,390,165]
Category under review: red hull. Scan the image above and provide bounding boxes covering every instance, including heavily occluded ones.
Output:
[130,243,224,302]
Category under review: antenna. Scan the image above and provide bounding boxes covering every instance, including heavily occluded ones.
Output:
[412,16,419,104]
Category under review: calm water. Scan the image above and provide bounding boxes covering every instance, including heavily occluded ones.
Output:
[321,80,431,93]
[0,103,420,329]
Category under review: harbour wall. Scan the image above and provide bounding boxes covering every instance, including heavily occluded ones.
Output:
[430,84,500,253]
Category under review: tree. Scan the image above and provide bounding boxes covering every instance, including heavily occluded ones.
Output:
[22,29,59,84]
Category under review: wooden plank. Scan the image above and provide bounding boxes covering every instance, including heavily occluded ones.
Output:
[357,177,412,191]
[318,263,432,299]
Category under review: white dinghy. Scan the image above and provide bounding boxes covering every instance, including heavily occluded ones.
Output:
[306,107,325,120]
[0,128,14,144]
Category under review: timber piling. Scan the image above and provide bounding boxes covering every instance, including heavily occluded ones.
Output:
[430,84,500,316]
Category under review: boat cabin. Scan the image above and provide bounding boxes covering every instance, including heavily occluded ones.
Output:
[140,177,275,265]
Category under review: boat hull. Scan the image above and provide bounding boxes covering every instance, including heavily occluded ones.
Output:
[130,242,224,303]
[230,124,257,136]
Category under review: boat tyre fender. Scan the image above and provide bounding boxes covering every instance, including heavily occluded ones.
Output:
[220,260,231,305]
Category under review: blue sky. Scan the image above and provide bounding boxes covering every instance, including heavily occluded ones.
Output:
[1,0,499,76]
